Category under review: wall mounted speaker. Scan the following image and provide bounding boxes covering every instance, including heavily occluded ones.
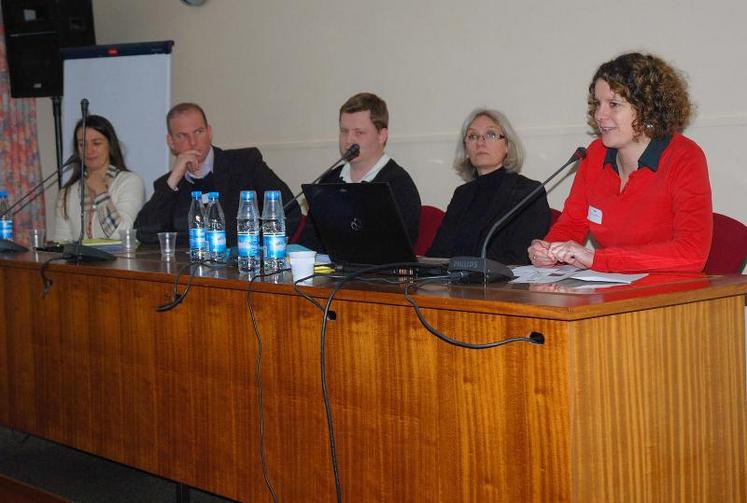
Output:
[1,0,95,97]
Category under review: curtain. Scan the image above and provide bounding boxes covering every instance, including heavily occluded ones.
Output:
[0,5,45,247]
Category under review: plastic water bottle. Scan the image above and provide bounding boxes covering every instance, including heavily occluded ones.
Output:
[237,190,261,274]
[261,190,287,274]
[0,190,12,240]
[188,190,208,262]
[206,192,227,263]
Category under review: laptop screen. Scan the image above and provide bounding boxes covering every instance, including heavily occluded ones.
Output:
[302,182,417,265]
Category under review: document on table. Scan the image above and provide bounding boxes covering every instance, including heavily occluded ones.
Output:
[510,264,580,283]
[510,265,647,285]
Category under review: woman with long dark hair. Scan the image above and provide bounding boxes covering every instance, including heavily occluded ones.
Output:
[53,115,145,241]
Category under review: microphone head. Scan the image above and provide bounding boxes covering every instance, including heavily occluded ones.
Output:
[343,144,360,162]
[575,147,587,160]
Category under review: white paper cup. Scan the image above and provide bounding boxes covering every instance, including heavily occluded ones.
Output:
[289,250,316,283]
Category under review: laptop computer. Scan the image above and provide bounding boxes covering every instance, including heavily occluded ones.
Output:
[302,182,418,267]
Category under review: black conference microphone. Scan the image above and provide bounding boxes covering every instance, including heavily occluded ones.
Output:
[448,147,587,283]
[63,99,116,262]
[0,155,80,253]
[283,143,360,211]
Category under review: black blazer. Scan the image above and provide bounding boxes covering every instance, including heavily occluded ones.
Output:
[426,171,550,265]
[135,146,300,247]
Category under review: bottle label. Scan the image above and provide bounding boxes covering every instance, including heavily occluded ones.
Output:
[189,228,207,250]
[0,220,12,240]
[207,230,227,255]
[238,231,259,258]
[263,233,286,259]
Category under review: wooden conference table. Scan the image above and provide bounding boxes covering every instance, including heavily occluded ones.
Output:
[0,250,745,502]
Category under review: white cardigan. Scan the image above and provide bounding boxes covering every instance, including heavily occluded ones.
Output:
[53,169,146,242]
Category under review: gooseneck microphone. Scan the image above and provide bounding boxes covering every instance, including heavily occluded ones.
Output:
[283,144,360,211]
[62,99,116,262]
[480,147,587,258]
[1,155,78,220]
[448,147,587,283]
[341,143,361,160]
[77,99,89,243]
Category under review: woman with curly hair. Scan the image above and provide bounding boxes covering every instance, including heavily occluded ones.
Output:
[528,52,712,272]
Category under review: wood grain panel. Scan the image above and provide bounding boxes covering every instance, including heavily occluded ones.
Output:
[4,266,43,434]
[1,255,745,503]
[4,251,747,320]
[570,297,747,502]
[0,265,262,501]
[250,291,574,502]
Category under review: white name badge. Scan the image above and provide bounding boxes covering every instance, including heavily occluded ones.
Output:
[587,206,603,225]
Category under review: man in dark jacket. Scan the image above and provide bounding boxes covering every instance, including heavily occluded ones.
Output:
[135,102,299,246]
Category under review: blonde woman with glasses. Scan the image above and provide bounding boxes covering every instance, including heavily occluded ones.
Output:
[426,108,550,264]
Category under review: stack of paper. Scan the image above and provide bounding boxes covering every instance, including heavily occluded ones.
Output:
[510,265,647,285]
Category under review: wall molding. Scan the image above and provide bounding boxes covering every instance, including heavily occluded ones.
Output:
[238,114,747,153]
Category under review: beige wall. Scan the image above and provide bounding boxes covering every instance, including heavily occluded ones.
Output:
[37,0,747,264]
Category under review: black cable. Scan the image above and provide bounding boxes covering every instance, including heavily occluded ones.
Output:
[290,272,326,313]
[403,277,546,348]
[290,269,418,503]
[245,271,282,503]
[314,262,544,502]
[294,272,414,319]
[155,259,231,312]
[349,274,421,285]
[290,271,338,319]
[317,261,426,503]
[155,261,199,312]
[320,292,342,503]
[321,272,403,284]
[39,256,69,297]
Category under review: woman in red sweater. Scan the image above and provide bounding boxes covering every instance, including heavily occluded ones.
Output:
[528,52,712,273]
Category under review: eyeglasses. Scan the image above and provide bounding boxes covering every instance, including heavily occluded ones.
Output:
[464,131,506,144]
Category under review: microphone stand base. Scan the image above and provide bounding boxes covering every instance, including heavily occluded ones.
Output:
[448,256,515,283]
[63,242,116,262]
[0,239,29,253]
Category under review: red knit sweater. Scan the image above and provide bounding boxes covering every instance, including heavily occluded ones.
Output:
[545,133,713,273]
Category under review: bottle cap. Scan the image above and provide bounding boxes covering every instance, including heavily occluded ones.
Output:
[265,190,280,201]
[0,190,6,197]
[241,190,256,201]
[208,191,219,200]
[191,191,202,198]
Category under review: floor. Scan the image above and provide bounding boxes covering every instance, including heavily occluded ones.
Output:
[0,426,234,503]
